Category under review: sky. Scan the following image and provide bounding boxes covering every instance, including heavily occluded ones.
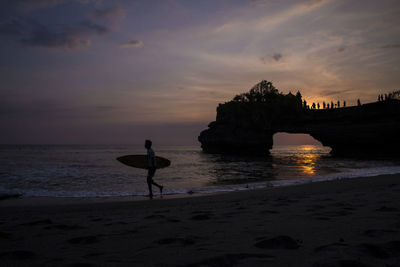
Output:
[1,0,399,145]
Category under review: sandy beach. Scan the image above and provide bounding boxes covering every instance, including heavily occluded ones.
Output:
[1,174,400,267]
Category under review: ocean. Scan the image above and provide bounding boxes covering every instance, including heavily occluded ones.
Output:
[1,144,400,198]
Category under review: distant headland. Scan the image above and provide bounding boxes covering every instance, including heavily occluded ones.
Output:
[198,80,400,156]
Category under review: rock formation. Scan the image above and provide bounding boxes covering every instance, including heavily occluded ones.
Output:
[198,81,400,156]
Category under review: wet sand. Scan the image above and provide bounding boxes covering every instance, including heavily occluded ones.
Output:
[1,174,400,266]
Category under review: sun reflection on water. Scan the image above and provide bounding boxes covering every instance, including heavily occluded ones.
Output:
[296,145,319,175]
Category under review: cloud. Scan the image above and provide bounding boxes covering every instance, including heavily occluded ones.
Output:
[0,18,23,35]
[76,20,108,35]
[95,105,117,112]
[302,0,325,8]
[21,20,108,50]
[320,89,349,96]
[254,0,330,31]
[120,40,144,48]
[0,0,99,13]
[337,46,346,53]
[207,0,332,45]
[0,1,128,51]
[260,53,283,64]
[272,53,282,62]
[381,43,400,49]
[0,0,67,13]
[0,17,109,50]
[0,97,119,119]
[249,0,325,8]
[92,4,125,20]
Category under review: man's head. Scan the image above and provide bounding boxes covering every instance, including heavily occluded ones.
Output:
[145,139,152,149]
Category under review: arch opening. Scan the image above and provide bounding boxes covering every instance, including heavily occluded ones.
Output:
[271,133,331,176]
[273,132,322,146]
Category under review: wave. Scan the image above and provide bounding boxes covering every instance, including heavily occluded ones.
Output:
[2,166,400,198]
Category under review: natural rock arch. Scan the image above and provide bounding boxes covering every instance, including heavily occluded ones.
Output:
[198,81,400,156]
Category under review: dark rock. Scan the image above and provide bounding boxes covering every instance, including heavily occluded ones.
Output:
[198,80,400,156]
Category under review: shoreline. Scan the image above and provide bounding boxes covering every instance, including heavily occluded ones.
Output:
[1,172,400,207]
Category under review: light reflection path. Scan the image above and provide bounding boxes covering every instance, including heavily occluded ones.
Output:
[297,145,319,175]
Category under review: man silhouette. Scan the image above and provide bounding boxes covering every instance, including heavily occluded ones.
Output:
[145,140,163,198]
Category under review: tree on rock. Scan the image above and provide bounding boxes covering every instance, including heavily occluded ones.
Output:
[233,80,279,103]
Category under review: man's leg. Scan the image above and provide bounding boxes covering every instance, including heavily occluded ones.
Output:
[149,168,163,194]
[151,181,163,192]
[147,171,153,197]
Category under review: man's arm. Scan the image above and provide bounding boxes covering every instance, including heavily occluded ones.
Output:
[148,150,155,168]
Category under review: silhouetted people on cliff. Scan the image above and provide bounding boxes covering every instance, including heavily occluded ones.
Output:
[302,99,351,110]
[378,94,387,102]
[296,91,302,103]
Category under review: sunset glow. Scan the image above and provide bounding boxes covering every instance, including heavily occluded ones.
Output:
[1,0,399,144]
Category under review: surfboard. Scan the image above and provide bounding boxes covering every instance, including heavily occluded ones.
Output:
[116,155,171,169]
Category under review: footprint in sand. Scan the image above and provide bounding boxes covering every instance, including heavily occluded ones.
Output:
[84,252,106,258]
[362,229,398,238]
[166,217,181,223]
[156,237,196,246]
[313,242,348,253]
[0,231,11,239]
[67,235,100,245]
[259,209,280,215]
[0,250,37,260]
[45,224,86,231]
[22,219,53,226]
[90,218,103,222]
[357,240,400,259]
[184,253,274,267]
[312,259,373,267]
[375,206,398,212]
[144,214,165,220]
[67,262,96,267]
[190,211,213,220]
[255,235,300,250]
